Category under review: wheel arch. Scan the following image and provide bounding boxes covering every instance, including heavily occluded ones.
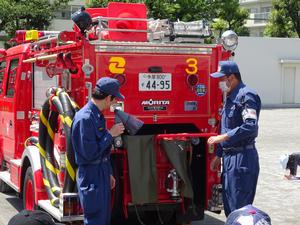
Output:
[21,145,44,204]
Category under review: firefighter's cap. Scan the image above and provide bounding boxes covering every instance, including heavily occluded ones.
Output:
[210,61,240,78]
[95,77,125,100]
[8,210,64,225]
[225,204,271,225]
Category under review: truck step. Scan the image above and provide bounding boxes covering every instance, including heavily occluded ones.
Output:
[10,159,22,167]
[0,171,19,192]
[38,200,83,222]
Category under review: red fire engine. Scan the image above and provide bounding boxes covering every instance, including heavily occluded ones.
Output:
[0,2,238,224]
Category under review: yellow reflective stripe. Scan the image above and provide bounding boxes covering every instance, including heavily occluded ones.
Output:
[45,160,60,175]
[51,186,61,193]
[37,143,46,158]
[46,124,55,141]
[71,100,80,109]
[66,156,76,181]
[50,198,58,205]
[40,111,55,141]
[56,89,63,96]
[64,116,72,127]
[43,179,50,187]
[60,115,65,123]
[40,111,48,127]
[60,115,72,127]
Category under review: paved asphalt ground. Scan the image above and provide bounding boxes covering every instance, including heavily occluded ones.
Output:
[1,108,300,225]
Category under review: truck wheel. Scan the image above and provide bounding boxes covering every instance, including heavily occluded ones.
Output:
[23,167,37,210]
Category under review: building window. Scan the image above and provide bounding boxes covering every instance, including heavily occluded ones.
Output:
[261,6,272,13]
[54,5,82,20]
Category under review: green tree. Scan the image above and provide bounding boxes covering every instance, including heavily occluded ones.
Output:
[264,0,300,37]
[86,0,220,22]
[211,18,228,38]
[217,0,249,36]
[0,0,70,37]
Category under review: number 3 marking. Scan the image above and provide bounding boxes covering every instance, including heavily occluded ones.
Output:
[185,58,198,75]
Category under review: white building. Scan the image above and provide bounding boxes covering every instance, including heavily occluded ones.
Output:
[235,37,300,107]
[50,0,85,31]
[239,0,272,37]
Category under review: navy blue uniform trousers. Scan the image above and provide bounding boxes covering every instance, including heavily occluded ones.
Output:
[77,162,111,225]
[222,148,259,216]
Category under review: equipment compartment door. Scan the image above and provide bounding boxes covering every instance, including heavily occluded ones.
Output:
[1,58,19,161]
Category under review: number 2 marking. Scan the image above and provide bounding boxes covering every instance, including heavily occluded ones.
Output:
[109,57,126,74]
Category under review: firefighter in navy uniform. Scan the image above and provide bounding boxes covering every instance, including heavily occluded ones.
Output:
[71,77,125,225]
[207,61,261,217]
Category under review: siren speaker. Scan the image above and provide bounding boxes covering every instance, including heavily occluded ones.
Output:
[107,2,147,42]
[114,109,144,135]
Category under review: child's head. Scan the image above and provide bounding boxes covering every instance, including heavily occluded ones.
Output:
[225,204,271,225]
[279,154,289,170]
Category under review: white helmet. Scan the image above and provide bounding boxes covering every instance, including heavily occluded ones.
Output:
[279,154,289,170]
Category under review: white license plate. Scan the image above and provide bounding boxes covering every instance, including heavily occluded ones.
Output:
[139,73,172,91]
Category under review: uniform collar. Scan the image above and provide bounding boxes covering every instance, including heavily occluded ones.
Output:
[87,100,103,118]
[227,82,245,101]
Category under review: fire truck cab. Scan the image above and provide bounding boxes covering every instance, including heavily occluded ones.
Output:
[0,2,238,224]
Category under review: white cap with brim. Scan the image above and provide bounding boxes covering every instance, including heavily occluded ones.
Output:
[210,71,226,78]
[279,154,289,170]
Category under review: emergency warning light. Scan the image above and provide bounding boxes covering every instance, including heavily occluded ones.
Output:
[25,30,39,41]
[221,30,238,51]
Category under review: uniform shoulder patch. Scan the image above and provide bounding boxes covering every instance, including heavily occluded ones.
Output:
[242,108,257,121]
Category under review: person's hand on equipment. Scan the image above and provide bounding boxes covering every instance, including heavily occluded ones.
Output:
[109,123,125,137]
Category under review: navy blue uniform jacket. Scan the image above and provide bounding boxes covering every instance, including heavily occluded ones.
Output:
[71,100,113,225]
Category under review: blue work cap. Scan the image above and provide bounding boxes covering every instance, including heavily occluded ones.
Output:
[210,61,240,78]
[95,77,125,100]
[225,205,272,225]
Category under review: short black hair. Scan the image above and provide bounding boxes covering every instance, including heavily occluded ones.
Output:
[92,88,109,100]
[92,88,115,101]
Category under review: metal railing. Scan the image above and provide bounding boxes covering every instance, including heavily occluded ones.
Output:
[92,16,211,43]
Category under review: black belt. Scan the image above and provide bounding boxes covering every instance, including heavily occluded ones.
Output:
[223,144,255,153]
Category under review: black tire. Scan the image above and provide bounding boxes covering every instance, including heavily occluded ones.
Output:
[23,167,38,210]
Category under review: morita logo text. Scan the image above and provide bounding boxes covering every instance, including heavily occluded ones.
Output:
[141,99,170,106]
